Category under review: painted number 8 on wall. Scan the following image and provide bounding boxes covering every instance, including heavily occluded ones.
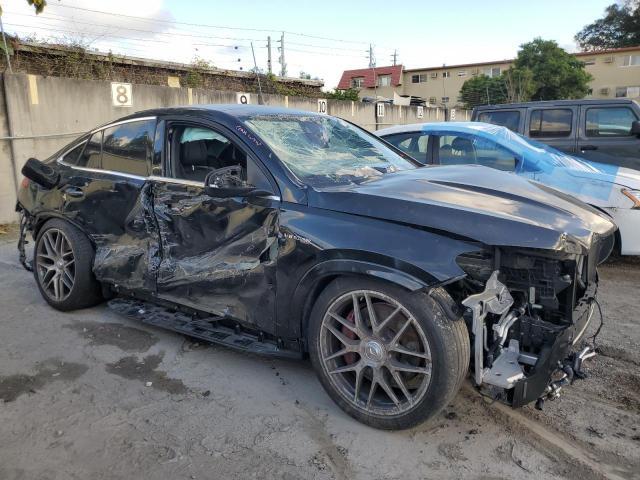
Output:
[111,82,133,107]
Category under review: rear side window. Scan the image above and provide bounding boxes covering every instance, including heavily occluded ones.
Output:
[384,132,429,161]
[477,111,520,132]
[472,137,517,171]
[77,131,102,169]
[585,107,638,137]
[438,135,476,166]
[102,120,155,176]
[529,109,573,138]
[61,141,87,166]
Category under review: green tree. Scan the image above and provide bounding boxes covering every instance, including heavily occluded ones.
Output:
[513,38,592,100]
[575,1,640,51]
[0,0,46,16]
[459,74,507,109]
[325,88,359,101]
[502,67,536,103]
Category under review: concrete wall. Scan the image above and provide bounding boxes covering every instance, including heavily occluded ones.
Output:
[0,73,467,223]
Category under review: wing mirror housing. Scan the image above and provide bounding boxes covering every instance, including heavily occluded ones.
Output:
[21,158,60,189]
[203,166,274,199]
[631,120,640,137]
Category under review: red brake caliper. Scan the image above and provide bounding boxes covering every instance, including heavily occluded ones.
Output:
[342,310,358,365]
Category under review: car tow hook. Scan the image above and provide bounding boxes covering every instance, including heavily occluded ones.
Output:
[535,346,596,411]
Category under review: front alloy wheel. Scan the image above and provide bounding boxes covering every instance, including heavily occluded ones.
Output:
[319,290,432,416]
[309,278,469,430]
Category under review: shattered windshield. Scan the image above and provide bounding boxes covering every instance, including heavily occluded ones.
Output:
[243,114,416,186]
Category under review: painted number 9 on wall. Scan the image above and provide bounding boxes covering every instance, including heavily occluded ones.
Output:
[111,82,132,107]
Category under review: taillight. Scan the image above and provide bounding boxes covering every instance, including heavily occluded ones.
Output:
[20,177,30,189]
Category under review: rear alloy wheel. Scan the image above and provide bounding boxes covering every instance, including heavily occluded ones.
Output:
[36,228,75,302]
[34,219,103,311]
[309,278,469,430]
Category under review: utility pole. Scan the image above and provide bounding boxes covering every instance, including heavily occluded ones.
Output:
[278,32,287,77]
[250,42,264,105]
[391,49,398,66]
[0,15,12,73]
[367,43,376,68]
[266,36,272,74]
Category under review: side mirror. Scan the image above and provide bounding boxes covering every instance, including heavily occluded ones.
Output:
[21,157,60,189]
[631,120,640,137]
[203,166,273,199]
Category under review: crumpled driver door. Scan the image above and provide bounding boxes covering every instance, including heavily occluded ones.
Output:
[151,179,280,334]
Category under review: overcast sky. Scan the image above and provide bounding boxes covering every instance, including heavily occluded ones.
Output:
[0,0,614,89]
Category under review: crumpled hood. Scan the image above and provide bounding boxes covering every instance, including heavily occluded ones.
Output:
[309,165,616,254]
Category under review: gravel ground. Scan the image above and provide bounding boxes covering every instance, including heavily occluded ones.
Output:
[0,230,638,480]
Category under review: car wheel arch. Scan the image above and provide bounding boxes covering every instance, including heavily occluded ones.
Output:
[31,212,91,245]
[291,258,440,347]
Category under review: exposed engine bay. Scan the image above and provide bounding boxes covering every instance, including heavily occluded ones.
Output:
[451,240,612,409]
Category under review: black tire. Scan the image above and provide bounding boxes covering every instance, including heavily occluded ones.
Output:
[308,277,469,430]
[33,218,103,311]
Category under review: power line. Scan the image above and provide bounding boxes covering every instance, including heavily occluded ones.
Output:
[4,10,382,55]
[2,22,253,50]
[284,47,366,58]
[49,3,375,46]
[2,13,262,42]
[7,21,365,62]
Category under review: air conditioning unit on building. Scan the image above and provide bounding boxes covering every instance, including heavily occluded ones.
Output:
[430,72,438,79]
[603,55,614,63]
[599,87,610,95]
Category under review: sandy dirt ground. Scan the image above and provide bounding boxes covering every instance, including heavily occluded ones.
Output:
[0,230,638,480]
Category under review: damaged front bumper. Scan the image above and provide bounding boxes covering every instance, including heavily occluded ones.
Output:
[462,270,598,409]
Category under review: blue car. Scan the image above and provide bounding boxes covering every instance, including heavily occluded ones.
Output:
[378,122,640,256]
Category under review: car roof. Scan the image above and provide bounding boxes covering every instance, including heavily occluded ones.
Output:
[104,104,322,127]
[473,98,639,110]
[377,121,504,136]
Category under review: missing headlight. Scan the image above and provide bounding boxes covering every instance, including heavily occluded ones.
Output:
[456,250,494,282]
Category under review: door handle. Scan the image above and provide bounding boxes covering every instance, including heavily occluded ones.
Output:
[62,186,84,198]
[580,145,598,151]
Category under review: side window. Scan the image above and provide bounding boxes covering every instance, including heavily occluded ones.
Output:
[77,131,102,169]
[585,107,638,137]
[477,110,521,132]
[171,125,271,190]
[61,140,87,166]
[529,109,573,138]
[437,135,476,165]
[102,120,155,176]
[472,137,517,171]
[384,132,429,161]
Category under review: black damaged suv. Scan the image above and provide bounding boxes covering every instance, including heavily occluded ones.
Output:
[17,106,616,429]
